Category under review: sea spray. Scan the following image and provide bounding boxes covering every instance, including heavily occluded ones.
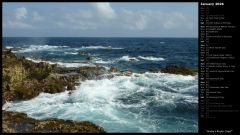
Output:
[3,72,198,132]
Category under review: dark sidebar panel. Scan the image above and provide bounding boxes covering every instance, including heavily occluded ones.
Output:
[199,0,239,134]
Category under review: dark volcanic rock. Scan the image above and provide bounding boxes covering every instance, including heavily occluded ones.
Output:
[2,111,105,133]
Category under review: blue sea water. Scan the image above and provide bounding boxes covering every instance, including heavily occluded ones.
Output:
[3,37,198,133]
[3,37,198,72]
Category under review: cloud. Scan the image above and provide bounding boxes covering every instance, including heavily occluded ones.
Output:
[93,2,116,19]
[3,7,33,29]
[3,7,34,29]
[3,3,197,37]
[135,15,147,30]
[56,22,64,27]
[15,7,27,20]
[120,9,149,30]
[61,10,97,30]
[32,11,44,21]
[161,12,187,29]
[7,20,33,29]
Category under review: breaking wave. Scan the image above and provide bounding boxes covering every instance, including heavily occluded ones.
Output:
[17,45,69,53]
[64,52,79,55]
[118,56,140,62]
[6,46,14,49]
[3,72,198,132]
[81,46,123,50]
[138,56,165,61]
[26,57,96,68]
[118,55,165,62]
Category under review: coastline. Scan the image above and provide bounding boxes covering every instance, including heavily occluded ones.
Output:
[2,49,106,133]
[2,48,197,133]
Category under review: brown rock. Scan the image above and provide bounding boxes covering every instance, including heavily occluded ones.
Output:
[161,65,197,76]
[109,66,119,72]
[2,111,105,133]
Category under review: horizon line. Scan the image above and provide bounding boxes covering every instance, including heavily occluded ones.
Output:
[3,36,198,38]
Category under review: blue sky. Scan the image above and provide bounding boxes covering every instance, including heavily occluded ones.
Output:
[3,2,198,37]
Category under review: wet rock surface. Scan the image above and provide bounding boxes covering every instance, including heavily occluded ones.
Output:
[2,49,197,133]
[2,111,105,133]
[2,49,107,102]
[161,65,197,76]
[2,49,107,133]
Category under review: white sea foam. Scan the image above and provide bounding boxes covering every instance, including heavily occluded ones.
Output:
[81,46,123,50]
[118,55,140,62]
[55,62,96,68]
[64,52,79,55]
[117,55,165,62]
[138,56,165,61]
[6,46,14,49]
[25,57,44,63]
[93,57,114,64]
[94,60,112,64]
[3,72,198,132]
[17,45,69,53]
[25,57,96,68]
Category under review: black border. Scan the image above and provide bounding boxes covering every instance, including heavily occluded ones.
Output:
[2,0,239,134]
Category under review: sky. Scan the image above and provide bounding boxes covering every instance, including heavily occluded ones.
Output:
[3,2,198,37]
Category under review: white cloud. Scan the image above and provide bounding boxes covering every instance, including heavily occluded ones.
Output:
[93,3,116,19]
[7,20,33,29]
[3,7,33,29]
[135,15,147,30]
[3,4,197,37]
[56,22,65,27]
[163,20,177,29]
[120,9,148,30]
[160,11,189,29]
[32,11,44,21]
[78,10,93,19]
[15,7,27,20]
[61,11,97,30]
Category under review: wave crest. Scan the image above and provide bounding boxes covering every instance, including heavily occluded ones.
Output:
[2,72,198,132]
[138,56,165,61]
[17,45,69,53]
[81,46,123,50]
[26,57,96,68]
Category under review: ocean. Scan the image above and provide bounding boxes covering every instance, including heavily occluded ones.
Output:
[2,37,198,133]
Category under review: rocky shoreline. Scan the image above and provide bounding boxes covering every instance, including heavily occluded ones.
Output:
[2,111,105,133]
[2,49,107,133]
[2,49,197,133]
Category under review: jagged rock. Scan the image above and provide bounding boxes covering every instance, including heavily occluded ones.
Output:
[109,66,119,72]
[2,111,105,133]
[121,71,133,76]
[2,49,107,102]
[149,68,159,73]
[67,83,76,90]
[161,65,197,75]
[2,49,107,133]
